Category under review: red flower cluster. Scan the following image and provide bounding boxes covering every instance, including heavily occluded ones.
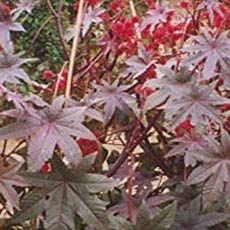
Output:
[77,138,98,156]
[145,22,186,49]
[42,70,56,79]
[40,162,52,173]
[0,4,11,15]
[111,18,135,41]
[220,103,230,112]
[109,0,128,12]
[175,119,193,137]
[42,68,68,91]
[76,130,103,156]
[110,17,137,55]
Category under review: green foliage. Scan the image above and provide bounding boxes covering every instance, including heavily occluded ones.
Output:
[109,200,177,230]
[12,1,70,73]
[135,201,177,230]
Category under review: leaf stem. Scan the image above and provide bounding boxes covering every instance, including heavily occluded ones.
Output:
[53,61,68,100]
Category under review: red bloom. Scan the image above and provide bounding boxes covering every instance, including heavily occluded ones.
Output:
[109,0,127,12]
[175,119,193,137]
[76,130,104,156]
[40,162,51,173]
[0,3,11,15]
[73,2,79,12]
[42,70,56,79]
[220,103,230,112]
[223,116,230,132]
[180,1,189,10]
[77,138,98,156]
[51,68,68,91]
[87,0,100,6]
[111,18,135,40]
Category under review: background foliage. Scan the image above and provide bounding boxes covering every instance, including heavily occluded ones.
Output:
[0,0,229,229]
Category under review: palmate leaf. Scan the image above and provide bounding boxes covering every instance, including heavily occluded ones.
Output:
[160,81,229,129]
[166,130,211,167]
[91,79,137,124]
[170,197,229,230]
[65,6,104,42]
[123,44,155,79]
[6,155,119,230]
[0,157,27,211]
[182,31,230,79]
[187,130,230,208]
[135,200,177,230]
[0,96,96,171]
[197,0,224,24]
[220,61,230,91]
[67,95,103,122]
[109,200,177,230]
[141,1,173,33]
[0,4,24,51]
[11,0,39,20]
[144,65,192,110]
[0,47,33,85]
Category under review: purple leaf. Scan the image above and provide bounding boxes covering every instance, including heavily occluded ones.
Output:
[0,158,27,210]
[187,130,230,207]
[0,96,97,171]
[141,2,174,33]
[91,80,137,123]
[0,49,33,85]
[182,31,230,79]
[197,0,224,24]
[160,81,229,128]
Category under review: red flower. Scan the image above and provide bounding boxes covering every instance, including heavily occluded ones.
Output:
[40,162,51,173]
[220,103,230,112]
[223,116,230,132]
[51,68,68,91]
[0,3,11,15]
[42,70,56,79]
[76,130,104,156]
[87,0,100,6]
[180,1,189,10]
[77,138,98,156]
[73,2,79,12]
[111,19,135,40]
[175,119,193,137]
[109,0,127,12]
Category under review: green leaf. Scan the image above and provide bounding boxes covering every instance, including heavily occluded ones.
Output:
[149,201,177,230]
[109,215,133,230]
[135,201,151,230]
[134,201,177,230]
[76,153,97,172]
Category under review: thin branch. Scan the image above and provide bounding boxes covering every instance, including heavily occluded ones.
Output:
[65,0,85,99]
[140,139,174,178]
[107,112,161,177]
[46,0,69,60]
[127,152,135,221]
[53,61,68,100]
[1,140,7,156]
[129,0,141,40]
[74,50,104,80]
